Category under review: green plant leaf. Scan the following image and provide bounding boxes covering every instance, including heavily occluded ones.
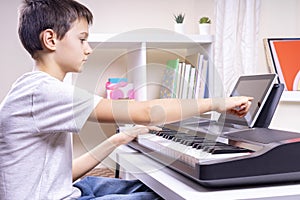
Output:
[174,13,185,23]
[199,16,211,24]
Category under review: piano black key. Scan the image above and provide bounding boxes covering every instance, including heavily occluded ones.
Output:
[181,138,205,146]
[193,141,221,148]
[210,147,242,154]
[207,146,251,154]
[155,130,176,136]
[150,128,175,134]
[166,135,175,140]
[171,134,189,142]
[195,143,217,149]
[150,128,251,156]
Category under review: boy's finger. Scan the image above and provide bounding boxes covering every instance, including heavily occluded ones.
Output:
[147,126,162,131]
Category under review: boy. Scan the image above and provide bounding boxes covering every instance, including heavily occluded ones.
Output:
[0,0,252,199]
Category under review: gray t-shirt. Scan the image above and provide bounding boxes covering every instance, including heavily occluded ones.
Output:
[0,71,101,200]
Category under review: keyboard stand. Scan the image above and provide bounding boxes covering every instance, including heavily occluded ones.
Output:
[115,145,300,200]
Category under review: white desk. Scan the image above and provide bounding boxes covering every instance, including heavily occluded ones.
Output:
[112,145,300,200]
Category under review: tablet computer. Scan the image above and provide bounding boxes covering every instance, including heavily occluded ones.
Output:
[222,73,277,127]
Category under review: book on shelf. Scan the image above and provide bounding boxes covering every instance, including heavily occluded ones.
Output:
[159,54,209,99]
[175,62,184,98]
[187,66,196,99]
[185,53,209,99]
[194,54,205,98]
[181,63,192,99]
[199,59,209,98]
[159,58,180,98]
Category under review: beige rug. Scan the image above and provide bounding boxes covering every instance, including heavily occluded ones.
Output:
[81,167,116,179]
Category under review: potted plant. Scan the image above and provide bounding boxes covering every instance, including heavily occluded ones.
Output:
[198,16,211,35]
[173,13,185,34]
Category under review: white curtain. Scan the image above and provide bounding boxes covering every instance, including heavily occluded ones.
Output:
[214,0,261,95]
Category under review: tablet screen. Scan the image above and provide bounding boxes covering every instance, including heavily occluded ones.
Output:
[222,74,277,127]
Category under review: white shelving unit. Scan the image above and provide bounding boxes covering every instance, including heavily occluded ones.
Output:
[281,91,300,102]
[87,29,214,101]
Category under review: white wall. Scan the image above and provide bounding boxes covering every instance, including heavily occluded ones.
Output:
[80,0,215,35]
[257,0,300,132]
[257,0,300,73]
[1,1,300,159]
[0,1,32,101]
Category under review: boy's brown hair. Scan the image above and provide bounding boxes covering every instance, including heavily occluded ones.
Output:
[18,0,93,58]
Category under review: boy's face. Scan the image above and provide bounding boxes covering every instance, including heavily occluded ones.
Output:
[54,18,92,73]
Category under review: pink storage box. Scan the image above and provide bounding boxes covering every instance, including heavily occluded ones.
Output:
[106,78,135,99]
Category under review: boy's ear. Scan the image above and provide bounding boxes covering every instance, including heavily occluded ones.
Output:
[40,29,57,51]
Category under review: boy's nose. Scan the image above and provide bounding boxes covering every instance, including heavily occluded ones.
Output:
[85,43,93,55]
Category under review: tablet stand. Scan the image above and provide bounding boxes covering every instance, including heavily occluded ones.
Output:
[254,83,284,128]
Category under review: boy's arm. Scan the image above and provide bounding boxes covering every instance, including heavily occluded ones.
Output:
[74,96,252,180]
[88,97,253,125]
[72,126,155,181]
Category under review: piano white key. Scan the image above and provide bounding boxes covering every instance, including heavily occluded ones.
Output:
[138,134,201,166]
[198,152,251,163]
[137,133,251,167]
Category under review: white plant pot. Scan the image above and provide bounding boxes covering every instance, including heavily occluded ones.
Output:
[198,24,211,35]
[174,23,184,34]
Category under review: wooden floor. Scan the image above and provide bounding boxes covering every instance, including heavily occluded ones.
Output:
[81,167,116,179]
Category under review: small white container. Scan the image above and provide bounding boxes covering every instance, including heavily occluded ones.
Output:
[198,24,211,35]
[174,23,184,34]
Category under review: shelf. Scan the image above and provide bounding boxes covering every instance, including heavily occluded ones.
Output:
[280,91,300,102]
[88,31,214,49]
[86,30,214,101]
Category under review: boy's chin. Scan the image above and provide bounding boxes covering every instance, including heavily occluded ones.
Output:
[76,66,84,73]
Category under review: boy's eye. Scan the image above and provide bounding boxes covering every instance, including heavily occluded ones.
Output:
[80,38,87,42]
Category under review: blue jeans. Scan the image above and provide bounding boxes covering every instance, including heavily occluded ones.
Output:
[74,176,162,200]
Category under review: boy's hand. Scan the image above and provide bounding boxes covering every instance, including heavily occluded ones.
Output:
[117,125,162,145]
[227,96,253,117]
[214,96,253,117]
